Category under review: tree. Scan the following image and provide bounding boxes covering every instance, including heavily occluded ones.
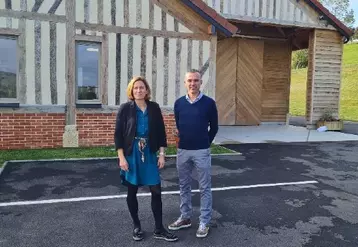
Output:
[353,27,358,40]
[318,0,355,28]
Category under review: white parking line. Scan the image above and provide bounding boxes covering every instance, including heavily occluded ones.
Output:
[0,180,318,207]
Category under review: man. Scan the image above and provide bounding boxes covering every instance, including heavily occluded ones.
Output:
[168,69,218,238]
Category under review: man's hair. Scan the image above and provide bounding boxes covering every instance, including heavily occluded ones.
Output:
[185,69,202,80]
[187,69,201,74]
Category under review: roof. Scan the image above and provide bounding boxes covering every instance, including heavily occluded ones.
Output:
[304,0,354,41]
[180,0,354,41]
[179,0,238,37]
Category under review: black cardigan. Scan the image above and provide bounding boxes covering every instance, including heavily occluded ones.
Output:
[114,100,167,156]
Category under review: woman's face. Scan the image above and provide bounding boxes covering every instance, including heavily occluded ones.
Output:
[132,80,148,100]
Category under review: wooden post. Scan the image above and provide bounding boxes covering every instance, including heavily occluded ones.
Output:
[208,34,217,99]
[63,0,79,147]
[65,0,76,125]
[305,29,343,128]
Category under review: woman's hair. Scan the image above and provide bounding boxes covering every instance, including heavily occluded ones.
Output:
[126,76,151,101]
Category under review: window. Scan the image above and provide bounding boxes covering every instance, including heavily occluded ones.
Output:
[0,36,17,101]
[76,41,101,103]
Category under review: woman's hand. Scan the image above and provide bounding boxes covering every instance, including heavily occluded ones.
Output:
[119,157,129,171]
[158,155,165,169]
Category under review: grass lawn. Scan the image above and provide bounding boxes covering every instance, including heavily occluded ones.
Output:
[0,144,236,167]
[290,43,358,121]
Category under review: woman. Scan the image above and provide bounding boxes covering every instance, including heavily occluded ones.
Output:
[114,76,178,242]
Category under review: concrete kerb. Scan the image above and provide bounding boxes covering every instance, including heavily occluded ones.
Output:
[0,152,242,178]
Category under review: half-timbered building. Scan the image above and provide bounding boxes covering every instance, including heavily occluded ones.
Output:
[0,0,353,149]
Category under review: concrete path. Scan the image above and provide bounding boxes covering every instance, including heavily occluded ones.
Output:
[290,116,358,136]
[1,141,358,247]
[214,125,358,144]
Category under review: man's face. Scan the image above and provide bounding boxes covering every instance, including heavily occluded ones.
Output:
[184,72,202,95]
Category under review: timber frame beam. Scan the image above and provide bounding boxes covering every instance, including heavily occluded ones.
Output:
[75,22,211,40]
[65,0,76,126]
[152,0,213,36]
[0,9,66,23]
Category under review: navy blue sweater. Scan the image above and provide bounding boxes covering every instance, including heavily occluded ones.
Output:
[174,95,218,150]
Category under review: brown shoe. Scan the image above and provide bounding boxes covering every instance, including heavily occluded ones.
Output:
[168,217,191,230]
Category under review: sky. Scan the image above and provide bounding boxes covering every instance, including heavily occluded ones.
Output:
[349,1,358,26]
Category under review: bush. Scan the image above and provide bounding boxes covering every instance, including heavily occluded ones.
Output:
[292,49,308,69]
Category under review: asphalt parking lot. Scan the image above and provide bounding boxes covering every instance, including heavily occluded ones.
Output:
[1,141,358,247]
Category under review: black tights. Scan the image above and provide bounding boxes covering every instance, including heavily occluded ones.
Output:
[126,183,163,230]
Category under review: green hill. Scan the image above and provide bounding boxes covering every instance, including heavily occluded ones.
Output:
[290,43,358,121]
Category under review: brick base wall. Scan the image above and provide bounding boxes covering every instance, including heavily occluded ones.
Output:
[0,113,66,150]
[0,111,176,150]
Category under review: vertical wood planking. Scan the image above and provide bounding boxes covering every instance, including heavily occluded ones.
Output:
[48,0,62,105]
[281,0,286,21]
[216,38,237,125]
[50,20,57,104]
[18,0,27,104]
[247,0,252,16]
[262,0,267,18]
[41,21,51,104]
[108,0,116,106]
[56,23,66,105]
[34,20,42,104]
[236,39,264,125]
[65,0,76,125]
[276,0,281,20]
[25,19,36,104]
[254,0,260,17]
[101,0,109,105]
[162,10,169,105]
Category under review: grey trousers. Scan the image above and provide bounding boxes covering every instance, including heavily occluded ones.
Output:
[176,148,212,226]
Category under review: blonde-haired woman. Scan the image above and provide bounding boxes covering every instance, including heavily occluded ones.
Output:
[114,76,178,242]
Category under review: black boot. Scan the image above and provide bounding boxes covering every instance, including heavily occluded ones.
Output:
[133,226,144,241]
[153,228,178,242]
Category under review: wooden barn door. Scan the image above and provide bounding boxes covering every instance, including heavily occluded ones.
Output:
[216,38,238,125]
[216,38,264,126]
[236,39,264,125]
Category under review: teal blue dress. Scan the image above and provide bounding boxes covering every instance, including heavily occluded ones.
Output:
[120,105,161,187]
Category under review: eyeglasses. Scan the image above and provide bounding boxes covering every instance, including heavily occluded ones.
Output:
[186,79,200,82]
